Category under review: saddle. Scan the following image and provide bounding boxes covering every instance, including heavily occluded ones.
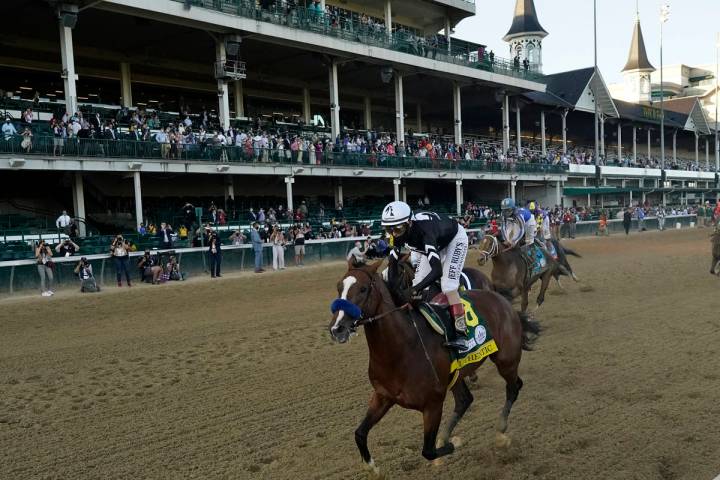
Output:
[417,293,455,339]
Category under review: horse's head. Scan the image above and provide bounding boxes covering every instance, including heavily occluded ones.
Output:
[477,234,499,266]
[386,249,414,303]
[329,260,383,344]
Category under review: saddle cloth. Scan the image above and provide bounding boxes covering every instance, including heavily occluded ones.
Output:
[418,292,498,377]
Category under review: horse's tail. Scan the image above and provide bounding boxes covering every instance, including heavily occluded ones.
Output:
[561,246,582,258]
[518,312,541,351]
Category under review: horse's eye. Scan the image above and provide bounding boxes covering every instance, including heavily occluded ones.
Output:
[360,286,367,293]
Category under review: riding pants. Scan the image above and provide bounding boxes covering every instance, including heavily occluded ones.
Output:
[412,227,468,294]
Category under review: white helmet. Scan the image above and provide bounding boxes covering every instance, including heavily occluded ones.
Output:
[381,201,412,226]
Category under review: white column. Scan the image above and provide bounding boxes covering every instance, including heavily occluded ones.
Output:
[234,80,245,118]
[452,82,462,146]
[384,0,392,39]
[561,109,568,154]
[363,96,372,130]
[401,185,407,203]
[329,61,341,139]
[58,17,78,115]
[695,132,700,165]
[503,95,511,154]
[629,190,633,207]
[647,129,651,159]
[285,176,295,213]
[617,122,622,162]
[515,100,522,157]
[335,183,344,206]
[303,87,312,125]
[73,172,86,237]
[133,171,143,230]
[540,110,546,157]
[393,178,401,202]
[416,103,422,132]
[394,71,404,143]
[600,115,605,158]
[556,180,562,206]
[706,137,710,169]
[444,16,452,53]
[633,126,637,163]
[120,62,132,108]
[673,130,677,163]
[510,180,517,201]
[215,39,230,131]
[455,180,463,216]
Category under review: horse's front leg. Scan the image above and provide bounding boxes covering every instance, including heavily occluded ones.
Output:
[437,379,474,449]
[355,391,394,476]
[535,271,552,309]
[422,400,454,460]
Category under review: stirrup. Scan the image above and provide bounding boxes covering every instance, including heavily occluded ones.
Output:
[444,338,468,351]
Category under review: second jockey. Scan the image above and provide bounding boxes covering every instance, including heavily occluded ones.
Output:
[381,201,469,351]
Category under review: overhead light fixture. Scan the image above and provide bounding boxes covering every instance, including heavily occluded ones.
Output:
[128,161,143,170]
[19,86,33,91]
[476,174,485,179]
[438,172,448,178]
[293,167,304,174]
[9,158,26,168]
[402,170,414,177]
[217,165,230,172]
[353,169,364,176]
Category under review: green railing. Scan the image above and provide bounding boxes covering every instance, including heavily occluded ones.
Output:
[177,0,542,82]
[0,135,569,174]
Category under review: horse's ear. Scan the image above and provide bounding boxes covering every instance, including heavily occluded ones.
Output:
[347,258,356,270]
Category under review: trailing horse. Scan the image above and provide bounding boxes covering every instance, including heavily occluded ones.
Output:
[328,259,539,476]
[711,229,720,275]
[477,235,579,312]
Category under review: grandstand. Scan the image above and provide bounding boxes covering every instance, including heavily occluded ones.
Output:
[0,0,718,250]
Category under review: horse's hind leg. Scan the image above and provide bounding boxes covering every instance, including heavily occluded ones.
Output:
[437,379,474,449]
[493,360,523,448]
[355,392,394,476]
[535,272,552,309]
[422,401,454,461]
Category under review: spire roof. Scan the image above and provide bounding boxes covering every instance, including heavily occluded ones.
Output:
[503,0,548,42]
[622,18,655,72]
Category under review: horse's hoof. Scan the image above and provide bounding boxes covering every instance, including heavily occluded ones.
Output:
[364,460,383,479]
[431,457,445,468]
[495,432,512,449]
[450,436,464,448]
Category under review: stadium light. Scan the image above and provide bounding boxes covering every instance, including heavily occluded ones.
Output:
[217,165,230,172]
[293,167,305,174]
[128,161,143,170]
[8,158,26,168]
[353,169,364,175]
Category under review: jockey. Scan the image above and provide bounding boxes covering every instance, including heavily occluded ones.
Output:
[382,201,469,351]
[499,198,526,248]
[538,207,558,259]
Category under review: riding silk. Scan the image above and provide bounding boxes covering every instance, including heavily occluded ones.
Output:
[412,227,468,293]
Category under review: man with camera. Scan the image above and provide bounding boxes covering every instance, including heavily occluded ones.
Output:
[74,257,100,293]
[208,230,222,278]
[55,238,79,257]
[110,234,132,287]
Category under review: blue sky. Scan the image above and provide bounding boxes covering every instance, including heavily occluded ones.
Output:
[454,0,720,83]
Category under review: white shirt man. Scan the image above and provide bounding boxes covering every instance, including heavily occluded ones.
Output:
[346,241,366,264]
[56,210,72,229]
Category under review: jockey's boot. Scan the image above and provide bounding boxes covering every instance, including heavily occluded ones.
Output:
[444,303,468,351]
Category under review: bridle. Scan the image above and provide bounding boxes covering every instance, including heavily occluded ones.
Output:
[478,234,500,263]
[338,268,411,330]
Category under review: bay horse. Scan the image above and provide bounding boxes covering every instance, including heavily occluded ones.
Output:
[477,234,579,312]
[328,259,539,476]
[711,229,720,275]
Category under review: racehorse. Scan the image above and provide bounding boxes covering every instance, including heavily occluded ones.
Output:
[477,234,580,312]
[711,229,720,275]
[328,258,539,476]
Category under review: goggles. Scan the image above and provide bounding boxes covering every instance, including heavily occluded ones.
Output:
[384,223,408,237]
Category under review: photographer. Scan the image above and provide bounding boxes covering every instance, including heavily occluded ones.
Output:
[74,257,100,293]
[55,238,79,257]
[137,249,162,283]
[110,234,132,287]
[270,224,286,271]
[167,255,184,281]
[208,231,222,278]
[35,240,54,297]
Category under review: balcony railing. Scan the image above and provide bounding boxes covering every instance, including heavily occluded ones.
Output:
[175,0,542,82]
[0,135,567,174]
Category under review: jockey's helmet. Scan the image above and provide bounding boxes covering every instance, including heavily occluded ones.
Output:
[501,197,515,217]
[381,201,412,237]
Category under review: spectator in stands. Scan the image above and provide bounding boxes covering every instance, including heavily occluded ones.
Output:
[208,230,222,278]
[157,222,174,249]
[74,257,100,293]
[167,255,184,281]
[23,108,34,124]
[2,118,17,140]
[657,205,666,231]
[55,238,79,257]
[293,225,306,267]
[636,206,646,232]
[346,241,366,265]
[182,202,195,229]
[110,235,132,287]
[20,127,32,153]
[230,229,246,245]
[52,119,65,156]
[56,210,72,233]
[270,224,286,271]
[35,240,54,297]
[250,222,264,273]
[622,208,632,235]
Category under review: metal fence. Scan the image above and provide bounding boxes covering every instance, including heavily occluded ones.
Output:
[0,136,568,174]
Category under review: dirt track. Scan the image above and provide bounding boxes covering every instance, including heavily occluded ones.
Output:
[1,227,719,480]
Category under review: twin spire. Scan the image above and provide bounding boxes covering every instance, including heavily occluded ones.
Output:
[503,0,548,42]
[622,11,655,72]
